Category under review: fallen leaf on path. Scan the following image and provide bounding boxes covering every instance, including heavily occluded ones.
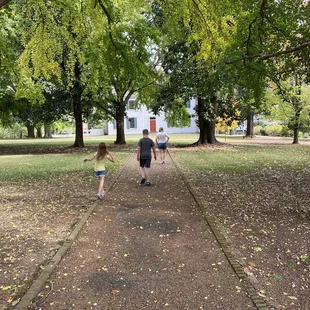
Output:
[112,289,119,295]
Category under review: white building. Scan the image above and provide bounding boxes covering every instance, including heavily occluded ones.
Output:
[107,98,198,135]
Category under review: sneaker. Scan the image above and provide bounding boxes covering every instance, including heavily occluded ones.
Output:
[162,160,166,164]
[97,192,105,199]
[145,182,151,186]
[140,178,146,184]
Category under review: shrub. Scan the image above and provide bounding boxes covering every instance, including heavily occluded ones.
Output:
[254,125,263,135]
[0,123,27,139]
[280,126,293,137]
[264,124,283,136]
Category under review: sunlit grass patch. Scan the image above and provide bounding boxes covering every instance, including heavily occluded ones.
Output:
[0,151,130,184]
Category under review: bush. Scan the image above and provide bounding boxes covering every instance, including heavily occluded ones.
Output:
[254,125,263,135]
[0,123,27,139]
[264,124,283,136]
[280,126,293,137]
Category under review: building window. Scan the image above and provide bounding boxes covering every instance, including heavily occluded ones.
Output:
[127,117,137,129]
[128,99,136,110]
[186,101,191,108]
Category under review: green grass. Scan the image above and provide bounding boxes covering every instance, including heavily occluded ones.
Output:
[172,144,310,174]
[1,133,309,149]
[0,151,130,184]
[0,133,200,147]
[1,134,310,182]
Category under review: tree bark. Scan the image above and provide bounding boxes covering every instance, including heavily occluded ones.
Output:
[195,96,219,145]
[72,62,84,148]
[36,126,42,138]
[26,125,35,138]
[114,101,126,144]
[291,76,302,145]
[0,0,11,9]
[245,110,254,137]
[292,126,299,144]
[44,124,53,138]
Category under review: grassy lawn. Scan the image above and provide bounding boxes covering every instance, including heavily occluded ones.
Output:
[170,143,310,309]
[1,137,309,308]
[1,133,309,149]
[172,144,310,174]
[0,145,131,308]
[0,133,200,147]
[0,151,130,184]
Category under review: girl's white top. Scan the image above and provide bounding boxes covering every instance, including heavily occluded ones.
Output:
[156,132,167,143]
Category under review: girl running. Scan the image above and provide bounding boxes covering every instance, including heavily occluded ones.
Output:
[84,142,115,199]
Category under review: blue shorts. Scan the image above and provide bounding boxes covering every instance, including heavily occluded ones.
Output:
[140,159,151,168]
[158,143,167,150]
[95,170,106,177]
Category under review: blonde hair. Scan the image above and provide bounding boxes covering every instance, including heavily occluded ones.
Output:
[96,142,108,160]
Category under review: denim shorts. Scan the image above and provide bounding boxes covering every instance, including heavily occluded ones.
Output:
[158,143,167,150]
[95,170,106,177]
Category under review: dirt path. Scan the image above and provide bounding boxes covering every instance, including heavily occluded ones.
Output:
[23,154,255,310]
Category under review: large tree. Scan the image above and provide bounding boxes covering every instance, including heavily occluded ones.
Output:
[149,1,241,144]
[82,0,160,144]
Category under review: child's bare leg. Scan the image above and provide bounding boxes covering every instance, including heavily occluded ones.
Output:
[98,176,104,194]
[159,149,163,161]
[145,168,151,182]
[162,149,166,161]
[139,167,146,179]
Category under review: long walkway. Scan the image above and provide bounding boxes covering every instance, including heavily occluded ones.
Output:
[27,154,255,310]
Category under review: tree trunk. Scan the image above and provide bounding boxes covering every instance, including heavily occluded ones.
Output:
[245,110,254,137]
[291,77,301,145]
[196,96,219,145]
[44,124,53,138]
[36,127,42,138]
[72,62,84,148]
[26,125,35,138]
[292,126,299,144]
[114,102,126,144]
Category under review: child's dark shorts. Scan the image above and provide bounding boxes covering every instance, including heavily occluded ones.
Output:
[140,159,151,168]
[95,170,106,177]
[158,143,167,150]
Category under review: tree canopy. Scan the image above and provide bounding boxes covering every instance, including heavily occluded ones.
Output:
[0,0,309,144]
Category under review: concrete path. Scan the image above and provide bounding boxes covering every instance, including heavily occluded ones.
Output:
[26,154,255,310]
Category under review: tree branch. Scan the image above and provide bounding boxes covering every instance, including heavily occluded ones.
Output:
[191,0,213,39]
[96,0,126,60]
[0,0,11,9]
[132,81,155,93]
[226,41,310,64]
[94,101,116,119]
[252,41,310,60]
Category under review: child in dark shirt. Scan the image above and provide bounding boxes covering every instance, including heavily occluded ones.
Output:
[137,129,157,186]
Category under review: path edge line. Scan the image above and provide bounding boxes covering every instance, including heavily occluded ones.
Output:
[168,150,269,310]
[13,153,134,310]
